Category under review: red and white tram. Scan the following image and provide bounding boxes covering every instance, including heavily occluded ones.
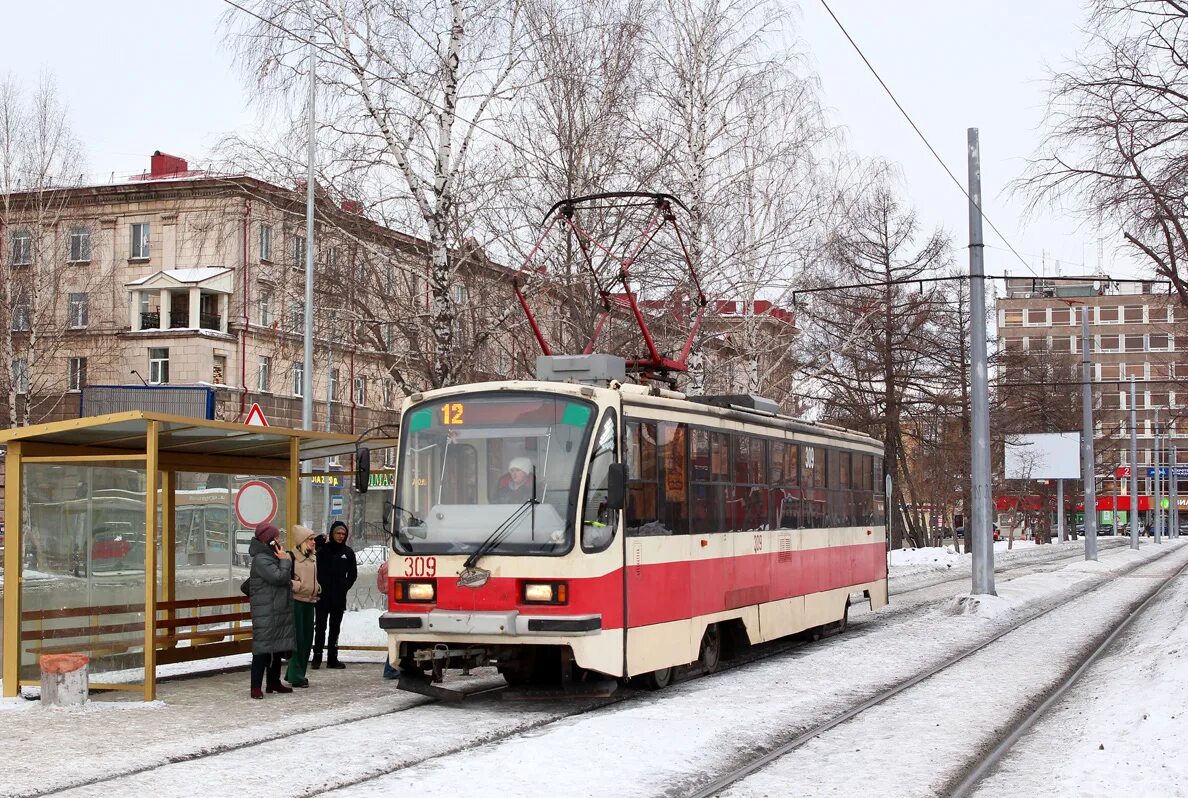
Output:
[381,364,888,693]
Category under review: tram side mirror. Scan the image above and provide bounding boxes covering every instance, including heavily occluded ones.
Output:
[607,463,626,510]
[354,447,370,494]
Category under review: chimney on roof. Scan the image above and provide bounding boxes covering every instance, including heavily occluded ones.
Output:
[150,151,188,178]
[341,199,364,215]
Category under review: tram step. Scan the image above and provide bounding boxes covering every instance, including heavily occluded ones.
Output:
[396,672,507,702]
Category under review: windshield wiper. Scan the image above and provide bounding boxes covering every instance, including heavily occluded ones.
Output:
[463,498,537,569]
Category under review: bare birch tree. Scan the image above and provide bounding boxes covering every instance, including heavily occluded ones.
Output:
[225,0,531,388]
[0,74,118,426]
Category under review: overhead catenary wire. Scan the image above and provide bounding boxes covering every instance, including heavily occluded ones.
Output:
[817,0,1043,280]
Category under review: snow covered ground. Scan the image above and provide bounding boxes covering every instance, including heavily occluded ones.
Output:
[1,539,1183,798]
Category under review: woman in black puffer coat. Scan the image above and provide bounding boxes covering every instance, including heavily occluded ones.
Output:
[248,522,296,699]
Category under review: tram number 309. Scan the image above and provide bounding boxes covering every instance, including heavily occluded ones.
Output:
[403,557,437,578]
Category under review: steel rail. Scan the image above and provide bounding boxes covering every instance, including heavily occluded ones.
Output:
[683,544,1188,798]
[947,553,1188,797]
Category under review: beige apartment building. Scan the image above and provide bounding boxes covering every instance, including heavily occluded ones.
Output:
[997,274,1188,522]
[0,153,538,448]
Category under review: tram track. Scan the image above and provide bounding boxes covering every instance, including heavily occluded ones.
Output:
[681,543,1188,798]
[23,541,1139,797]
[945,552,1188,797]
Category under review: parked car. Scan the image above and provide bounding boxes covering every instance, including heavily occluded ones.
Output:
[954,524,1000,540]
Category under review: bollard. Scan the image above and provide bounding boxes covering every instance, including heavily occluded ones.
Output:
[39,653,90,707]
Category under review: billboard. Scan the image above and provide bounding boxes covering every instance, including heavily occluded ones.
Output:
[1004,432,1081,480]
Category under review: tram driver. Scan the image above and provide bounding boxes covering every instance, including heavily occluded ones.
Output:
[495,457,535,503]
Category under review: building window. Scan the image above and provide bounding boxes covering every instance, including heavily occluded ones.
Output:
[1150,333,1171,351]
[258,356,272,392]
[1050,306,1071,325]
[1124,362,1146,380]
[289,303,304,332]
[148,348,169,384]
[452,284,468,304]
[130,223,150,259]
[67,293,88,329]
[1001,337,1022,353]
[1024,308,1047,326]
[11,301,29,332]
[11,229,32,266]
[68,357,87,392]
[1099,334,1120,353]
[259,224,272,261]
[353,375,366,405]
[213,355,226,385]
[1049,336,1072,353]
[383,379,395,408]
[13,357,28,395]
[1123,305,1145,323]
[1124,333,1144,352]
[327,246,338,268]
[258,290,273,326]
[292,235,306,267]
[1002,309,1023,327]
[1098,305,1120,323]
[1099,363,1121,382]
[329,367,340,402]
[292,361,304,397]
[67,226,91,263]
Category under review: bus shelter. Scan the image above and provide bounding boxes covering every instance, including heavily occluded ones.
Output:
[0,410,376,700]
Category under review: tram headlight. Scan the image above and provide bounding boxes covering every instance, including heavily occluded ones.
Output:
[399,581,436,602]
[522,581,568,605]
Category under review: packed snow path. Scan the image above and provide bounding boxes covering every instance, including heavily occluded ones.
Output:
[0,538,1173,797]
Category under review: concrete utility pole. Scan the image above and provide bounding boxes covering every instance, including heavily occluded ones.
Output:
[1057,479,1065,543]
[1080,307,1098,561]
[1154,410,1162,544]
[300,25,317,523]
[1130,376,1139,550]
[967,128,995,595]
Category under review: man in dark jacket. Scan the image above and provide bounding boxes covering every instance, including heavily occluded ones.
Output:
[247,522,295,698]
[312,520,357,669]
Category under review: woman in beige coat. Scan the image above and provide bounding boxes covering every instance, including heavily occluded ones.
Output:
[285,525,320,687]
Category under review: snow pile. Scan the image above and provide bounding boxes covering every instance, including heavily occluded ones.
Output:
[946,593,1014,618]
[889,546,960,568]
[339,608,386,647]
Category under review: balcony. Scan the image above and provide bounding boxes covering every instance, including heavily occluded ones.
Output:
[127,268,233,335]
[140,312,161,329]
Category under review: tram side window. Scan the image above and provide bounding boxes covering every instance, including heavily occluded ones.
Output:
[690,428,729,534]
[770,441,801,529]
[658,422,690,534]
[854,453,874,525]
[625,420,662,536]
[581,411,618,552]
[830,450,853,526]
[801,445,827,528]
[732,435,768,532]
[873,455,886,524]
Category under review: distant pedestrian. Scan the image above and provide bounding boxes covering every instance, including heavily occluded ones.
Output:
[285,525,320,687]
[247,522,295,699]
[377,559,400,679]
[312,520,357,669]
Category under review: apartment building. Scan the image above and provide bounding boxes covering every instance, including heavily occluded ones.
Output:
[0,152,534,445]
[996,274,1188,521]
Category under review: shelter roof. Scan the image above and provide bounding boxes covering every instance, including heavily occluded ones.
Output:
[0,410,376,462]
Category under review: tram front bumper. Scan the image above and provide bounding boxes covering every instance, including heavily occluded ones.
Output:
[380,610,601,636]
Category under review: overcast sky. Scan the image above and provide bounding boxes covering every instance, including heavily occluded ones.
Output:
[5,1,1134,281]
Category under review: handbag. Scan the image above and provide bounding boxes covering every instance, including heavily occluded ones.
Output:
[239,578,251,597]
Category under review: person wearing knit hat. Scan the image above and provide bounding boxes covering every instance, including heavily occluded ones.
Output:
[285,525,320,687]
[246,521,294,699]
[495,456,534,503]
[312,519,356,669]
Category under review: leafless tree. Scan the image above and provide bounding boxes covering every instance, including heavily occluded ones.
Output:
[638,0,831,394]
[0,74,119,426]
[798,167,954,548]
[1018,0,1188,302]
[225,0,532,388]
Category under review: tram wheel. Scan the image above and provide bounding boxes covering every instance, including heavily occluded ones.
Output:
[699,624,722,675]
[645,666,674,690]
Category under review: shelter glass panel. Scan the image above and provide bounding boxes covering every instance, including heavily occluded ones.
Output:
[19,464,148,684]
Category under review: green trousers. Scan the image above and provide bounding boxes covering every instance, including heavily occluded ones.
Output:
[286,601,316,684]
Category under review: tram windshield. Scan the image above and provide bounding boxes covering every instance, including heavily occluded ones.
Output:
[393,392,596,556]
